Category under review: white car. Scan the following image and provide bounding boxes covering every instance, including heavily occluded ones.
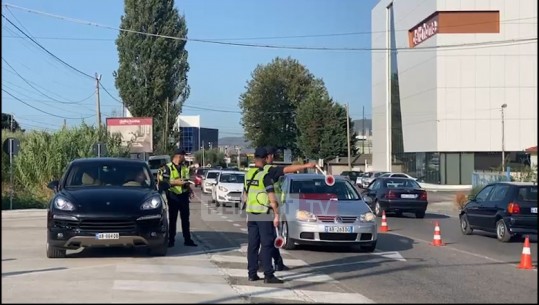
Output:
[211,171,245,207]
[202,170,221,194]
[379,172,417,180]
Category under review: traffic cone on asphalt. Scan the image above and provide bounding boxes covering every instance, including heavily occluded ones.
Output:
[517,236,534,270]
[379,210,390,232]
[430,222,445,246]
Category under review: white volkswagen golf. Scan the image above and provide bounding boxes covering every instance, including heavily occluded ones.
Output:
[211,171,245,207]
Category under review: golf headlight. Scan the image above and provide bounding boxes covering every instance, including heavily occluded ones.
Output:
[141,196,162,210]
[219,186,228,192]
[296,210,317,222]
[54,197,75,211]
[359,212,376,222]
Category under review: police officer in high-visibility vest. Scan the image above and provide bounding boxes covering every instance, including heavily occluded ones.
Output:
[244,147,316,283]
[158,149,197,247]
[264,146,289,271]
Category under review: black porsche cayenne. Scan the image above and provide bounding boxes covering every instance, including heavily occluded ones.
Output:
[46,158,169,258]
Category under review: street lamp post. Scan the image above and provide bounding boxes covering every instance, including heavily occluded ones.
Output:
[501,103,507,172]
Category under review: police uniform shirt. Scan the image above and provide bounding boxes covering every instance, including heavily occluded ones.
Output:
[161,162,190,198]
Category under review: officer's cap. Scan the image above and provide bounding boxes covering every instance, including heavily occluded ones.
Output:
[174,149,187,156]
[265,146,279,157]
[254,147,268,158]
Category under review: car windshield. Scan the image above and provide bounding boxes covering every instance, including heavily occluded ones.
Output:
[518,186,538,201]
[289,179,360,200]
[197,168,209,176]
[64,162,153,188]
[148,159,167,170]
[219,173,245,183]
[206,172,219,179]
[383,179,421,189]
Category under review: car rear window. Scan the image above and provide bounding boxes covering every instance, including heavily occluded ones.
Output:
[517,186,538,201]
[206,172,219,179]
[197,168,209,176]
[148,159,167,169]
[384,179,420,189]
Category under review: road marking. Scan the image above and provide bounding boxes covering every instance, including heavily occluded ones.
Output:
[114,280,240,297]
[209,254,308,266]
[226,219,234,222]
[221,267,337,283]
[117,264,223,276]
[233,223,241,227]
[240,228,247,232]
[220,215,227,219]
[373,250,406,262]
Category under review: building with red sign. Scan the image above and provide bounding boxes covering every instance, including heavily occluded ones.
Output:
[371,0,537,184]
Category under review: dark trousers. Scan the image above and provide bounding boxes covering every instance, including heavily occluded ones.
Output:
[167,192,192,243]
[247,219,276,278]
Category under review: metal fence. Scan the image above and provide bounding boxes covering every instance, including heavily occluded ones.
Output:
[471,171,510,188]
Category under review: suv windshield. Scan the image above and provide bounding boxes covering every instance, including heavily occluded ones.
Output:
[289,179,360,200]
[206,172,219,179]
[219,173,245,183]
[65,162,153,189]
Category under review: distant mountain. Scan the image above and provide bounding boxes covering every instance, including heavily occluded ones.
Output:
[218,136,252,148]
[352,119,372,134]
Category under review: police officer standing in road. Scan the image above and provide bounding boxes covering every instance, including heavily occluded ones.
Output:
[159,149,198,248]
[263,146,289,271]
[244,147,315,283]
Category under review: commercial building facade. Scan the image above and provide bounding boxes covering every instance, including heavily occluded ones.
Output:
[371,0,537,184]
[176,115,218,154]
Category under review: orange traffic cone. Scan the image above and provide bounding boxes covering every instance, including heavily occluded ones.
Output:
[430,221,445,246]
[379,210,390,232]
[517,236,534,270]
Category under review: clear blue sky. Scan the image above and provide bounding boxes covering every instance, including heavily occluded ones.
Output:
[1,0,378,137]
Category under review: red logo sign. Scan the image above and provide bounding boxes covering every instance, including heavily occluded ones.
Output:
[409,14,439,47]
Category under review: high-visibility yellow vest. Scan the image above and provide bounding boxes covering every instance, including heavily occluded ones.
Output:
[164,162,190,194]
[244,166,271,214]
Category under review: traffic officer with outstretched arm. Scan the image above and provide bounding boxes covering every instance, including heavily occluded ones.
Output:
[158,149,197,247]
[244,147,315,283]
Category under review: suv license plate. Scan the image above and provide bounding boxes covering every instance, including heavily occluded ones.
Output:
[96,233,120,240]
[531,207,537,214]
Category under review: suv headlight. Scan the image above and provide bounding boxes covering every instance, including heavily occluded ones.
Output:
[358,212,375,222]
[141,196,162,210]
[54,197,75,211]
[218,186,228,192]
[296,210,317,222]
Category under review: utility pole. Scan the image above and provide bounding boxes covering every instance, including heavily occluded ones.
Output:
[63,119,67,129]
[236,146,241,168]
[10,113,14,132]
[202,141,205,167]
[164,97,169,152]
[346,103,351,171]
[95,73,102,127]
[501,103,507,171]
[362,105,365,155]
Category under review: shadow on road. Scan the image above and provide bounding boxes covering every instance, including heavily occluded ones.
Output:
[2,267,67,278]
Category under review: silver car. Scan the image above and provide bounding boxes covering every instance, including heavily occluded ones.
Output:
[277,174,377,252]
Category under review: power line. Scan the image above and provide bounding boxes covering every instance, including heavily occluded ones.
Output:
[99,83,123,104]
[2,57,95,104]
[1,14,94,79]
[2,4,536,52]
[2,89,95,119]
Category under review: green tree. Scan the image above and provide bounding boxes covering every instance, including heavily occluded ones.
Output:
[239,57,323,156]
[114,0,189,154]
[2,113,22,132]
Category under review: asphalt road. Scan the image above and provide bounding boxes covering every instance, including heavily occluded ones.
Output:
[2,188,537,303]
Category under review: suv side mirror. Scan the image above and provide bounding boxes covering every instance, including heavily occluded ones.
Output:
[47,180,59,192]
[363,195,373,204]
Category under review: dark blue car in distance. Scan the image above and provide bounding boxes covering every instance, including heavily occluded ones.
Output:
[459,182,538,242]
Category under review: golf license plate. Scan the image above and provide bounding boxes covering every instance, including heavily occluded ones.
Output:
[324,226,353,233]
[401,194,417,199]
[96,233,120,240]
[531,207,537,214]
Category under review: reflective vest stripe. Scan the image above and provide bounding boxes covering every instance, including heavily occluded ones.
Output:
[167,162,190,194]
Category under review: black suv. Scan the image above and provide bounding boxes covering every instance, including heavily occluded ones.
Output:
[459,182,537,242]
[46,158,169,258]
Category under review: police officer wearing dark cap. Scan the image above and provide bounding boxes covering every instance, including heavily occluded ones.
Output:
[158,149,197,247]
[243,147,316,283]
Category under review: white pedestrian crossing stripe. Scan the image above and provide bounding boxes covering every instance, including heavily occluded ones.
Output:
[112,250,377,303]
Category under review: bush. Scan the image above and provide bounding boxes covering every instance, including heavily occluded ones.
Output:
[1,124,130,210]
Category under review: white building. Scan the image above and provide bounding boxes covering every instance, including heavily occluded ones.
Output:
[371,0,537,184]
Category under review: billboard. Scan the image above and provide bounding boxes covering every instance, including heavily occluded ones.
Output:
[106,117,153,153]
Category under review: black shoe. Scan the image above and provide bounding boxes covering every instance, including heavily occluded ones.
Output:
[275,264,290,271]
[168,241,175,248]
[248,274,260,281]
[264,276,284,284]
[184,240,198,247]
